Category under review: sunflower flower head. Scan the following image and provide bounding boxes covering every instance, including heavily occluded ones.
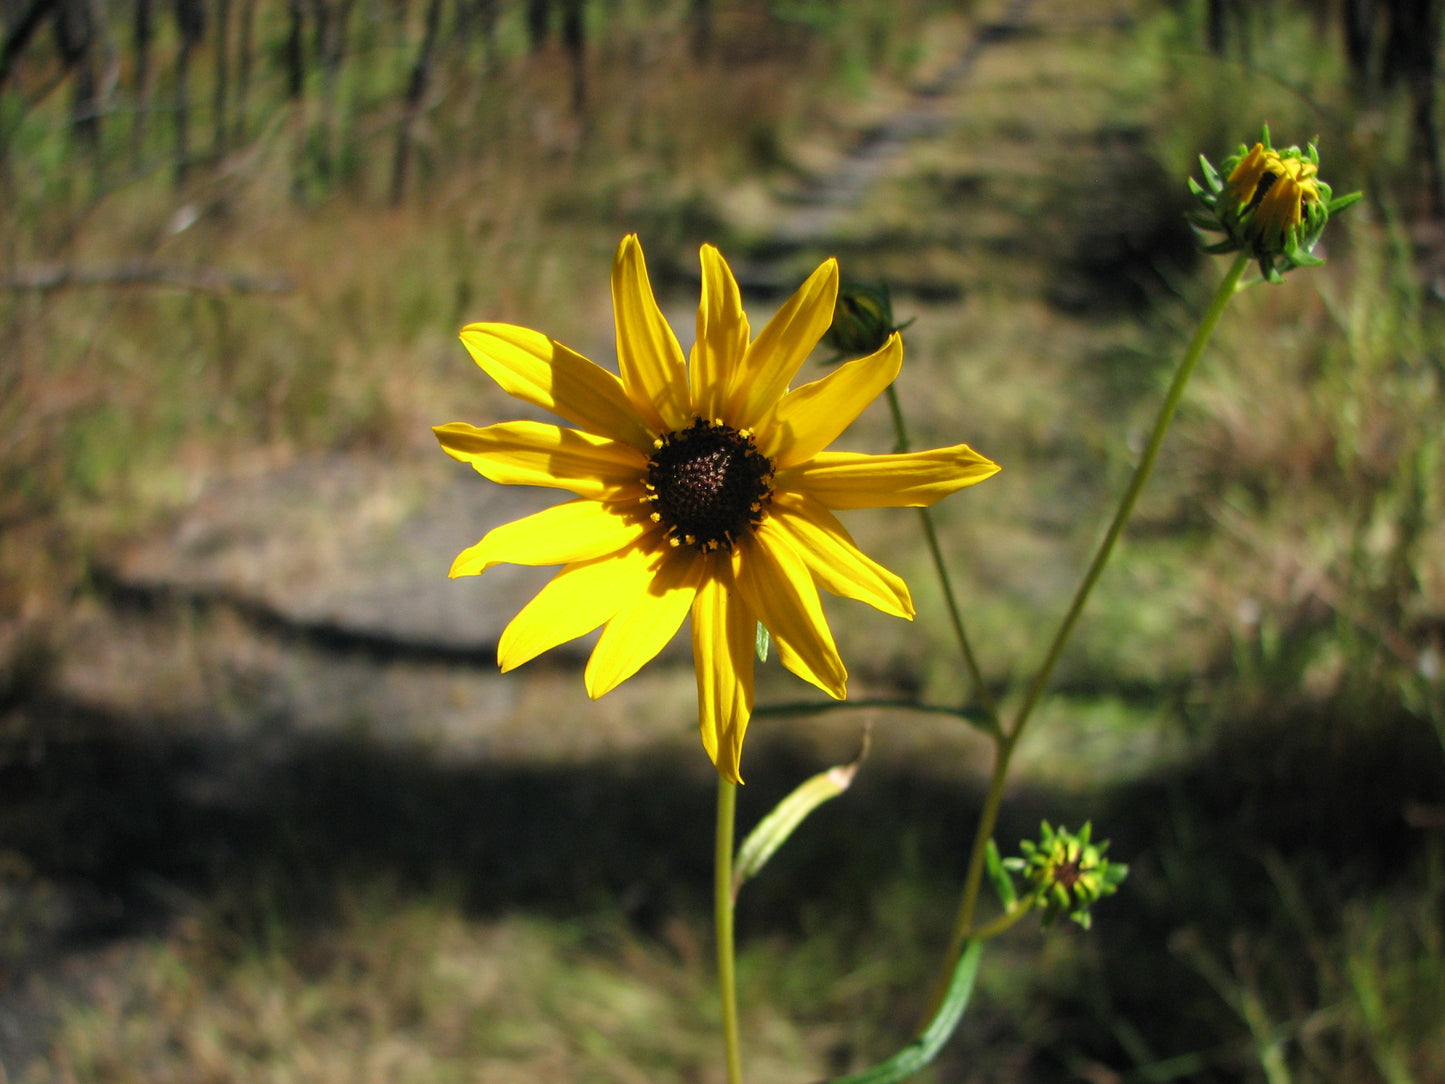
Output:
[434,235,999,783]
[1188,126,1362,283]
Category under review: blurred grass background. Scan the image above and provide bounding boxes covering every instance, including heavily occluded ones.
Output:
[2,0,1444,1080]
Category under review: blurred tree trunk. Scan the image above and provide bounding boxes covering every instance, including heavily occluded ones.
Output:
[690,0,711,59]
[285,0,306,98]
[173,0,205,183]
[525,0,585,114]
[132,0,152,167]
[54,0,100,150]
[527,0,548,50]
[562,0,583,113]
[1342,0,1376,88]
[1205,0,1226,52]
[1204,0,1249,61]
[1386,0,1445,217]
[235,0,255,141]
[391,0,443,205]
[316,0,356,184]
[213,0,231,157]
[454,0,498,63]
[0,0,55,92]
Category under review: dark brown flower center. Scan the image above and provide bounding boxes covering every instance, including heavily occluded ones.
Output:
[643,418,774,552]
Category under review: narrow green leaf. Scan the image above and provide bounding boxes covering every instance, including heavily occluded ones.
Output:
[819,940,984,1084]
[732,730,868,896]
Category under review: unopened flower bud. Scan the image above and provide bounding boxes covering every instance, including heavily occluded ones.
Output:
[1188,126,1361,283]
[824,280,910,360]
[1003,821,1127,929]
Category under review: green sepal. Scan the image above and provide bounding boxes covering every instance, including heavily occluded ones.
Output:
[755,622,771,663]
[1328,190,1364,215]
[1199,238,1239,255]
[1197,154,1222,190]
[984,838,1017,910]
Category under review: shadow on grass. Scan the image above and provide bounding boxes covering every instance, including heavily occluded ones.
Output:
[1067,698,1445,1081]
[0,693,1009,953]
[3,686,1441,1082]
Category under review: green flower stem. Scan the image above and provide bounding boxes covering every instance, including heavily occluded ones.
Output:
[755,698,992,730]
[967,893,1040,942]
[716,776,744,1084]
[1006,249,1251,748]
[884,384,1001,732]
[931,249,1251,1013]
[927,741,1011,1017]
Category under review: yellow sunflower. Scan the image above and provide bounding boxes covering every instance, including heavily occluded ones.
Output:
[434,235,998,783]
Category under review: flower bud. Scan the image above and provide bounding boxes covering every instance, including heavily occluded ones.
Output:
[823,280,910,359]
[1188,126,1361,283]
[1003,821,1127,929]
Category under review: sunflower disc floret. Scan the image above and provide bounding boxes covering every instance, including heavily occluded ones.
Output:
[433,235,999,783]
[645,419,773,551]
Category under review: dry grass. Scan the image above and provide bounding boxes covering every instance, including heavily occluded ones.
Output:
[33,894,817,1084]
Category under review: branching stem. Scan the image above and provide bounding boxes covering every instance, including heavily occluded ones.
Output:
[929,250,1252,1016]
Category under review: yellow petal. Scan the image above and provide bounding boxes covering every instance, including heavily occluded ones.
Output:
[585,547,706,699]
[725,258,838,429]
[459,323,652,449]
[777,445,1000,509]
[771,636,829,704]
[758,333,903,466]
[690,244,750,423]
[732,522,847,700]
[449,499,650,577]
[612,235,692,433]
[691,570,755,784]
[498,545,657,671]
[768,491,914,619]
[434,421,647,499]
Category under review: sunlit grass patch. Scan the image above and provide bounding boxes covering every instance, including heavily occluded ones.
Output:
[37,890,851,1084]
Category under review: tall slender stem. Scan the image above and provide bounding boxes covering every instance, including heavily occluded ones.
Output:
[914,506,1002,731]
[885,384,1001,731]
[1006,250,1251,745]
[715,776,743,1084]
[929,735,1013,1016]
[927,251,1251,1020]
